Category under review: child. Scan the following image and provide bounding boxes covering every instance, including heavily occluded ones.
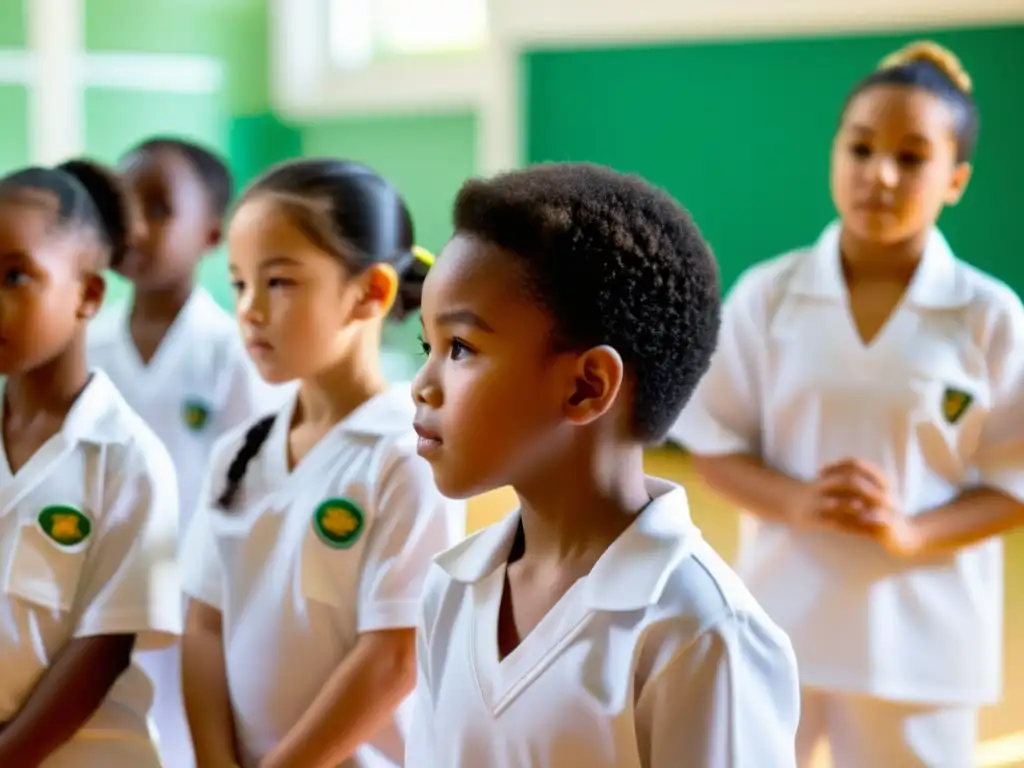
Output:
[669,42,1024,767]
[407,162,801,766]
[180,159,465,768]
[0,164,180,766]
[85,138,287,768]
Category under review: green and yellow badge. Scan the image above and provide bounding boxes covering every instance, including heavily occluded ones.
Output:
[942,386,973,425]
[312,498,364,549]
[38,505,91,548]
[183,398,212,432]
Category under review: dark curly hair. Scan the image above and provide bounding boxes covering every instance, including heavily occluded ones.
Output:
[452,162,721,442]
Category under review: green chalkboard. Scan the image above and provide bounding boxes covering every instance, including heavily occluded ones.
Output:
[526,25,1024,296]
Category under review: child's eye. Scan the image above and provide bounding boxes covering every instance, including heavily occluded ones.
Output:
[230,280,244,294]
[450,338,473,361]
[418,334,430,357]
[849,143,871,159]
[898,152,925,167]
[2,268,28,287]
[267,276,295,289]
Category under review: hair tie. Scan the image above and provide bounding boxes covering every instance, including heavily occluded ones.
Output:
[412,245,435,267]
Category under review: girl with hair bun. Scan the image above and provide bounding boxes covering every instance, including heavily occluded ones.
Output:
[179,158,463,768]
[671,41,1024,766]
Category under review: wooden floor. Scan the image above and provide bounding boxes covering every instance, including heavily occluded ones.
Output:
[465,448,1024,766]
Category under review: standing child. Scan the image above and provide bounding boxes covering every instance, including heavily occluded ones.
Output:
[180,159,464,768]
[407,162,801,767]
[0,164,180,766]
[85,138,287,768]
[669,42,1024,767]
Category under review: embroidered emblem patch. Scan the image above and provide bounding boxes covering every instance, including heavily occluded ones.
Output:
[38,505,92,547]
[941,386,973,425]
[183,398,212,432]
[312,498,365,549]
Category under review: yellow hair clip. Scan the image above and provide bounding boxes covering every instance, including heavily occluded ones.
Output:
[412,245,435,267]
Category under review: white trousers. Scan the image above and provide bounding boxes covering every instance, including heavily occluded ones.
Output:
[796,688,978,768]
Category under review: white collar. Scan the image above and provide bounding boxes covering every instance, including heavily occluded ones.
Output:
[435,476,700,612]
[0,369,132,446]
[789,221,971,309]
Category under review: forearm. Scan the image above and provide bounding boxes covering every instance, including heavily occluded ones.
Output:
[262,629,416,768]
[913,487,1024,558]
[690,452,805,523]
[0,634,134,766]
[182,630,239,767]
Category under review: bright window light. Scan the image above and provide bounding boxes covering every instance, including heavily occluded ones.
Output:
[329,0,486,69]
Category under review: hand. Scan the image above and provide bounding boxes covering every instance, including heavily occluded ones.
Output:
[788,458,889,533]
[857,503,924,558]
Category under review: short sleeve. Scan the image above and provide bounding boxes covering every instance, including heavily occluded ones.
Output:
[73,439,181,651]
[635,611,800,768]
[666,269,767,455]
[973,293,1024,503]
[180,502,226,611]
[357,449,465,632]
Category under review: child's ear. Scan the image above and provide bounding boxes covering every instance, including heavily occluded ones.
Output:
[77,272,107,320]
[351,263,399,321]
[563,345,624,425]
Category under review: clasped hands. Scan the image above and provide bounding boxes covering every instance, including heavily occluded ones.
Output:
[791,458,922,558]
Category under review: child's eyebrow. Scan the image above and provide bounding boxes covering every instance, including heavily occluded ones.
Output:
[435,309,495,333]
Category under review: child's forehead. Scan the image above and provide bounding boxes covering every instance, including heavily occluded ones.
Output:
[122,146,200,191]
[423,234,550,330]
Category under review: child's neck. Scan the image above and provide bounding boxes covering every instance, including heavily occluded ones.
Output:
[5,343,90,420]
[295,331,387,429]
[130,278,195,325]
[514,440,650,564]
[839,226,928,284]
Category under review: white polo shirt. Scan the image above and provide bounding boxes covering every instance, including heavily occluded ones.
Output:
[181,385,465,768]
[0,370,181,754]
[668,222,1024,705]
[88,288,291,539]
[407,477,801,768]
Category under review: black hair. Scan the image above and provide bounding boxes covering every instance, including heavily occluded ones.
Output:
[57,159,133,268]
[451,162,721,443]
[216,158,424,510]
[127,136,234,218]
[216,415,275,510]
[242,158,425,321]
[843,41,979,163]
[0,164,128,268]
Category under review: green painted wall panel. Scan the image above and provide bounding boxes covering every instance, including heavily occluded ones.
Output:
[526,25,1024,296]
[0,86,29,175]
[0,3,25,48]
[84,0,269,112]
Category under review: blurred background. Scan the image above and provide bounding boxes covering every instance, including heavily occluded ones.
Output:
[8,0,1023,764]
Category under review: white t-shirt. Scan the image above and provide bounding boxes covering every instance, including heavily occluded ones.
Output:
[407,477,800,768]
[181,385,465,768]
[668,222,1024,705]
[0,370,181,761]
[88,288,291,540]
